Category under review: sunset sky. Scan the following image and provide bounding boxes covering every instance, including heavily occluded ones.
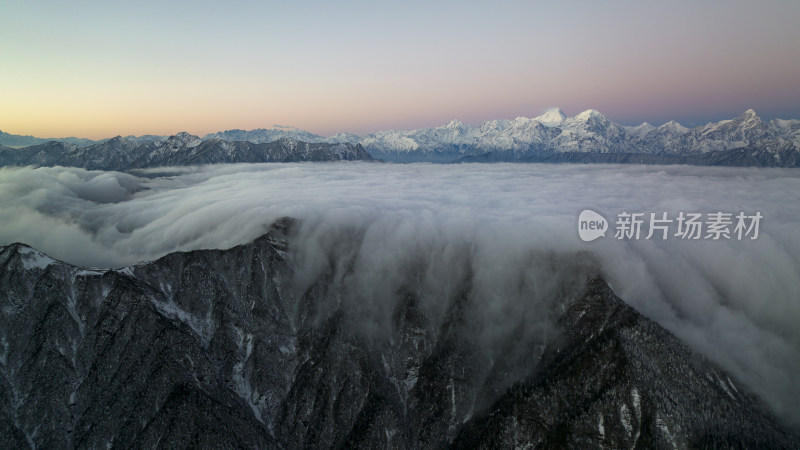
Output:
[2,0,799,139]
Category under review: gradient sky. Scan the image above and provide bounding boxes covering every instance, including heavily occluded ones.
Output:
[2,0,800,139]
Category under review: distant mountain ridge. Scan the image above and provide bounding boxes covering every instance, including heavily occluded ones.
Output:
[2,108,800,167]
[348,108,800,164]
[0,130,161,148]
[0,134,373,170]
[204,126,327,144]
[195,108,800,165]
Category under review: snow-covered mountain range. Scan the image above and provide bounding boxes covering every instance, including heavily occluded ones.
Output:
[200,108,800,164]
[2,108,799,167]
[0,135,372,170]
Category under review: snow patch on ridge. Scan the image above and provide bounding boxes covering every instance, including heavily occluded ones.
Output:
[17,246,56,270]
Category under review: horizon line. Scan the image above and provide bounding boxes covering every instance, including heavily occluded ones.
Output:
[2,107,794,142]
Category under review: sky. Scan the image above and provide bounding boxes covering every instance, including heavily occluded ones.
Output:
[1,0,800,139]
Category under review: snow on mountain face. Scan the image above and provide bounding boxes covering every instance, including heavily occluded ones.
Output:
[327,132,363,144]
[158,131,203,149]
[2,109,799,167]
[354,110,622,159]
[668,109,771,154]
[351,108,799,163]
[204,127,327,144]
[361,132,421,152]
[770,118,800,134]
[358,109,621,158]
[534,107,567,125]
[658,120,690,135]
[0,133,373,170]
[15,245,57,270]
[624,122,655,139]
[770,119,800,148]
[574,108,604,122]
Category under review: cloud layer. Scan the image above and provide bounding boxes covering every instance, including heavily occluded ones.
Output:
[1,162,799,426]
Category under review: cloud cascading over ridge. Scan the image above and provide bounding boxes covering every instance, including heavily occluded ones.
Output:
[1,162,799,427]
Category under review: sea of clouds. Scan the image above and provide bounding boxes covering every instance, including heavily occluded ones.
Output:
[1,162,799,426]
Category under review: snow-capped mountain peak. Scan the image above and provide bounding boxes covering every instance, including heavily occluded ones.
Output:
[574,109,604,121]
[479,119,513,133]
[328,132,363,143]
[442,119,469,130]
[740,109,766,129]
[160,132,202,149]
[658,120,689,134]
[736,109,765,129]
[13,244,58,270]
[625,122,656,138]
[535,108,567,125]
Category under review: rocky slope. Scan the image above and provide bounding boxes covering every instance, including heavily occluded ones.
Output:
[0,219,796,448]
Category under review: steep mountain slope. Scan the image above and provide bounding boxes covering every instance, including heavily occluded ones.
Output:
[0,220,796,448]
[452,279,794,448]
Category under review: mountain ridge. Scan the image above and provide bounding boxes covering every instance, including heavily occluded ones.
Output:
[3,108,800,167]
[1,221,797,448]
[0,136,373,170]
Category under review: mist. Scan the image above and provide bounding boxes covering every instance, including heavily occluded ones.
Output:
[1,162,799,426]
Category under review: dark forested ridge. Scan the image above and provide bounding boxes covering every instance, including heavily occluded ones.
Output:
[1,219,796,448]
